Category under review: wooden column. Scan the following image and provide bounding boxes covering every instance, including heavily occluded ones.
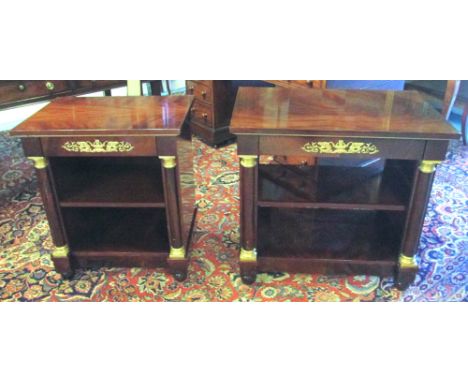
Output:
[396,160,441,290]
[28,156,73,277]
[159,155,188,281]
[239,155,258,284]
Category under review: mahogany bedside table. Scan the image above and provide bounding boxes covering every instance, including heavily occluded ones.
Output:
[11,96,196,281]
[230,87,459,289]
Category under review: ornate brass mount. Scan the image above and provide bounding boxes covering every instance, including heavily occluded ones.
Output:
[159,156,177,169]
[52,245,70,259]
[399,253,417,269]
[239,155,258,168]
[302,140,379,155]
[419,160,442,174]
[240,248,257,262]
[28,156,48,169]
[62,140,134,153]
[169,246,186,260]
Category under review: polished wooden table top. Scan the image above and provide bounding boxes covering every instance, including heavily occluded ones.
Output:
[11,96,194,137]
[231,88,459,139]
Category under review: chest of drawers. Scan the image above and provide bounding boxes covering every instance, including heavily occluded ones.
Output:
[186,80,237,146]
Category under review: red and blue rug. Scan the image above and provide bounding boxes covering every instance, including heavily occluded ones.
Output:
[0,132,466,301]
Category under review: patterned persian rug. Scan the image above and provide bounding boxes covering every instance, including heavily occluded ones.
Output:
[0,132,466,301]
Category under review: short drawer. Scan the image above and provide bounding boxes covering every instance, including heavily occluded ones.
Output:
[190,100,213,127]
[41,136,157,157]
[186,81,213,103]
[259,136,426,160]
[0,80,70,106]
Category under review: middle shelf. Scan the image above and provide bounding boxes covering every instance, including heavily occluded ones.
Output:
[258,159,415,211]
[51,157,165,208]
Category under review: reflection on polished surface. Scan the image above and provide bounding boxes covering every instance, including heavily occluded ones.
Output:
[12,96,194,137]
[231,88,458,138]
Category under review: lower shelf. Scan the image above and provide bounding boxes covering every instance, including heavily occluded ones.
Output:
[62,207,169,254]
[257,208,404,275]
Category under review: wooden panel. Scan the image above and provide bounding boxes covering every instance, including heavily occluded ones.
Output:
[231,88,459,139]
[11,96,194,137]
[259,136,426,160]
[41,136,158,157]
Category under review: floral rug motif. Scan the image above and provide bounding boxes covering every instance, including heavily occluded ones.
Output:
[0,132,466,301]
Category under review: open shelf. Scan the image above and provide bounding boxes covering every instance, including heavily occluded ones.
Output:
[62,208,169,255]
[258,160,414,211]
[51,157,165,208]
[257,207,403,265]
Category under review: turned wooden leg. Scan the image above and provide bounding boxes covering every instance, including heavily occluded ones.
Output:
[396,160,441,290]
[160,155,188,281]
[239,155,258,284]
[462,104,468,145]
[28,156,73,278]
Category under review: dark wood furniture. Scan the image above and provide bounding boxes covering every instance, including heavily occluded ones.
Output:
[185,80,237,146]
[230,87,459,289]
[0,81,125,110]
[185,80,327,146]
[10,96,196,281]
[0,80,167,110]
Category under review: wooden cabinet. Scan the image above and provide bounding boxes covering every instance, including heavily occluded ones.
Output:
[231,87,459,289]
[0,80,126,110]
[185,80,237,146]
[11,95,196,281]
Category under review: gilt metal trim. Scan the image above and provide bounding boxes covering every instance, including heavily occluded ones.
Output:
[302,140,379,155]
[240,248,257,262]
[169,246,186,260]
[159,156,177,169]
[52,245,70,259]
[28,156,48,169]
[419,160,442,174]
[399,253,417,269]
[239,155,258,168]
[62,139,134,153]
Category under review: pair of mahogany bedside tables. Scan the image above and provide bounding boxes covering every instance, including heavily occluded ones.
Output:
[11,88,458,290]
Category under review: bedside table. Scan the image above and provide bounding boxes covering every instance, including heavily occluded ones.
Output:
[11,96,196,281]
[230,87,459,289]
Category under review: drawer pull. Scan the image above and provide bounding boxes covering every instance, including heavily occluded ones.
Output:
[18,83,26,91]
[45,81,55,91]
[202,113,208,119]
[201,90,207,98]
[302,140,379,155]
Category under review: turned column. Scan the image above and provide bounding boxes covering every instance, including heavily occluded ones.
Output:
[28,156,73,277]
[396,160,441,290]
[159,155,187,281]
[239,155,258,284]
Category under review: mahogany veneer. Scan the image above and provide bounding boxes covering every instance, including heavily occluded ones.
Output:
[231,87,459,289]
[11,96,196,280]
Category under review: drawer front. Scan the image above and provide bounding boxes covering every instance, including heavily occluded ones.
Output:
[190,100,213,127]
[187,80,212,87]
[0,80,70,106]
[186,81,213,103]
[41,136,157,157]
[259,136,426,160]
